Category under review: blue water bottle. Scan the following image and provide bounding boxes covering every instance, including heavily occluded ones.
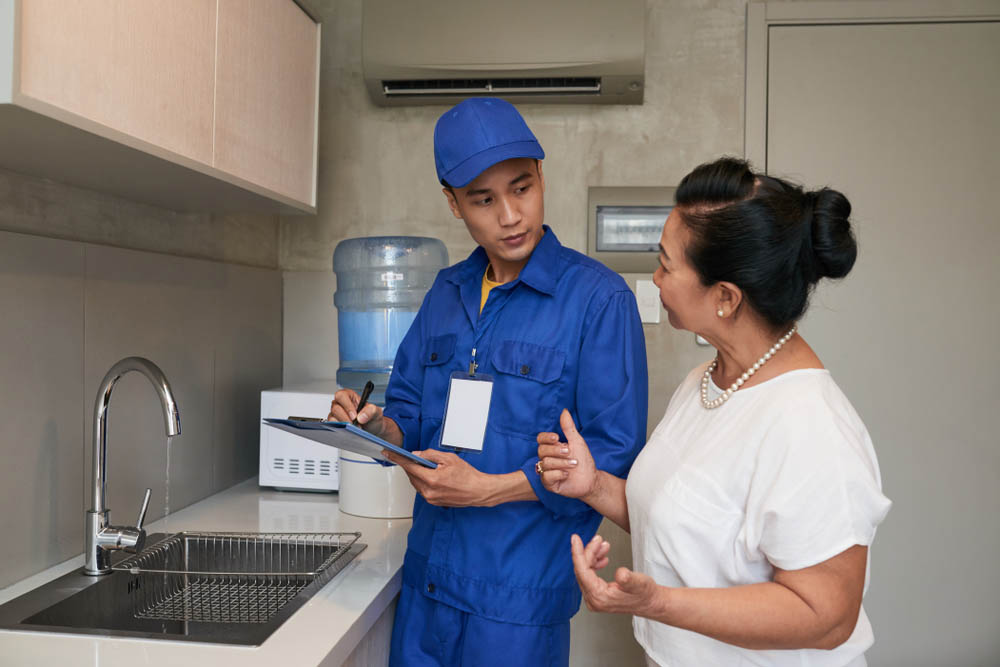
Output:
[333,236,448,404]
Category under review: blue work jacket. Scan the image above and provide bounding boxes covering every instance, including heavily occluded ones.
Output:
[383,226,648,625]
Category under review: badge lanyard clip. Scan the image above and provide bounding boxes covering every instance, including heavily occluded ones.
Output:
[468,347,478,376]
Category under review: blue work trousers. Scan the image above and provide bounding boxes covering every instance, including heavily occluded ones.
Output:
[389,584,570,667]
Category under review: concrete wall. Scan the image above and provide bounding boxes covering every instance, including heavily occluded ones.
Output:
[0,166,281,269]
[280,1,750,663]
[282,0,745,417]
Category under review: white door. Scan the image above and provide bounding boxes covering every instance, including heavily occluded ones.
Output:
[762,16,999,666]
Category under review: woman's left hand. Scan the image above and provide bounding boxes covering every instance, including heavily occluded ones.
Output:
[571,533,664,617]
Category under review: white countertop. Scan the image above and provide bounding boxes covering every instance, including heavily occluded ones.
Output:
[0,478,410,666]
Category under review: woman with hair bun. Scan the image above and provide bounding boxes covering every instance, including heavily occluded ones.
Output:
[536,157,891,666]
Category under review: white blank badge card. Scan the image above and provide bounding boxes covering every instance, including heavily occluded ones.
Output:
[440,375,493,452]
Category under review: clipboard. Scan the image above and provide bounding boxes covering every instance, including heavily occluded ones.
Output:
[262,418,437,469]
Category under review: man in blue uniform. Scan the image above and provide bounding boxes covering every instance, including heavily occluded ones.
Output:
[328,98,647,666]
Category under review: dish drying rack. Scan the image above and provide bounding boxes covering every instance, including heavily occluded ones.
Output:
[113,531,363,624]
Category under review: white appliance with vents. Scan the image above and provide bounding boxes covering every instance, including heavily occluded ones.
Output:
[362,0,645,106]
[259,381,341,492]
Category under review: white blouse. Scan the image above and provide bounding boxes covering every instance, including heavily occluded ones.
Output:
[626,364,891,667]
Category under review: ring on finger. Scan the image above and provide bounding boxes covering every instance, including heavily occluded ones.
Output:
[535,460,544,475]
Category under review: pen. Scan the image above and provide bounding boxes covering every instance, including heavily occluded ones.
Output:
[352,380,375,426]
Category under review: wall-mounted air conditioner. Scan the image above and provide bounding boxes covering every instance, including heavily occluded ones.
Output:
[362,0,646,106]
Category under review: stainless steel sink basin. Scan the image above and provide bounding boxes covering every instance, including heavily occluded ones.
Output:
[0,532,366,646]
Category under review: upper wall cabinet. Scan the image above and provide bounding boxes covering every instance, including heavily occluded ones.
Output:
[0,0,320,214]
[214,0,319,208]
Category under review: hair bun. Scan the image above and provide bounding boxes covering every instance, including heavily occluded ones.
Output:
[808,187,857,280]
[674,157,859,327]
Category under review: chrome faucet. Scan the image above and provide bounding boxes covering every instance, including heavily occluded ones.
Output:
[83,357,181,575]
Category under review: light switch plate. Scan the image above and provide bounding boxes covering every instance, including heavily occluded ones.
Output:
[635,279,661,324]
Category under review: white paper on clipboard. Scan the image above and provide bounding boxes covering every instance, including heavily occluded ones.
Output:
[262,419,437,468]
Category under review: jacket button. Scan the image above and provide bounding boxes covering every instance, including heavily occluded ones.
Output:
[430,353,438,361]
[426,582,435,593]
[520,365,530,375]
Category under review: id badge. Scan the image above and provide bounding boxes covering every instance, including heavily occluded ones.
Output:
[440,371,493,452]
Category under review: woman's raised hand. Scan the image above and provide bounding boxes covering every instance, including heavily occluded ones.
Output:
[571,534,662,617]
[536,409,599,499]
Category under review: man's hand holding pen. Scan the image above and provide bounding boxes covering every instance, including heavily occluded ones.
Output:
[328,384,387,438]
[329,385,407,449]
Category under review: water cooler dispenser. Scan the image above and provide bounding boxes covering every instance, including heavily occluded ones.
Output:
[333,236,448,518]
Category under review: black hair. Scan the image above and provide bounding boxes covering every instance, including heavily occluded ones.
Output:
[674,156,857,328]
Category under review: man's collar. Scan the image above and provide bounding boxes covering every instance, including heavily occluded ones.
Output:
[449,225,560,296]
[515,226,559,295]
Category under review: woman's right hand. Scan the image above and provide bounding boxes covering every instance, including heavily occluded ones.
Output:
[328,388,386,437]
[536,409,599,500]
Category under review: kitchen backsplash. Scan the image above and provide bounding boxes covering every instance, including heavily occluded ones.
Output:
[0,230,281,588]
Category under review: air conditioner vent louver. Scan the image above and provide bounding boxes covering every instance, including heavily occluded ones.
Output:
[363,0,644,106]
[383,77,601,97]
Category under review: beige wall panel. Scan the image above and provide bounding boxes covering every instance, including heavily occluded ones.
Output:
[83,245,220,524]
[282,270,338,386]
[212,262,283,491]
[767,20,1000,666]
[0,235,281,588]
[82,245,281,526]
[18,0,216,165]
[0,232,85,588]
[214,0,318,205]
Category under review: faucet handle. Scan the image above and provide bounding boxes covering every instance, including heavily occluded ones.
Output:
[136,487,151,530]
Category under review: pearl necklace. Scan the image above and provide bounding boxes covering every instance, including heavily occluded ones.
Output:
[700,325,797,409]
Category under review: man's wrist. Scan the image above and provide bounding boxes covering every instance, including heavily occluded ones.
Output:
[374,416,403,447]
[480,471,536,507]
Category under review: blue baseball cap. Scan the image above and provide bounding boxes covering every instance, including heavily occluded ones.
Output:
[433,98,545,188]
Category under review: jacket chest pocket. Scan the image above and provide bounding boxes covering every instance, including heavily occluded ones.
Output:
[420,334,456,419]
[488,340,566,436]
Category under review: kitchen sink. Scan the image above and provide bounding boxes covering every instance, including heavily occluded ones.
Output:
[0,532,366,646]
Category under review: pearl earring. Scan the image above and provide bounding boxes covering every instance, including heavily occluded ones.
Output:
[717,309,724,317]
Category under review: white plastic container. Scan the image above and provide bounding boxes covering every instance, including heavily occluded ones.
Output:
[338,455,415,519]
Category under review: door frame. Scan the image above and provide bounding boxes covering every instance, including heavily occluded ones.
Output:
[744,0,1000,171]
